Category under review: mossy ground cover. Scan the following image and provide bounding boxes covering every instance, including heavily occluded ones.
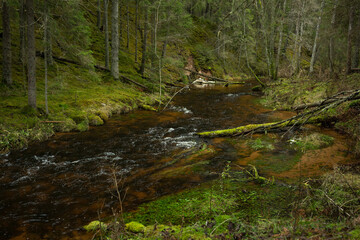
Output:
[85,165,360,239]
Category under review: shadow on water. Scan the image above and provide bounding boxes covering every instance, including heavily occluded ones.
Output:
[0,82,355,239]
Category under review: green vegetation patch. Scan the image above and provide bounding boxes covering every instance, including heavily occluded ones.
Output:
[290,133,334,152]
[247,137,275,151]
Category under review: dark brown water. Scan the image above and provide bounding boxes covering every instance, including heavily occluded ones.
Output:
[0,83,353,239]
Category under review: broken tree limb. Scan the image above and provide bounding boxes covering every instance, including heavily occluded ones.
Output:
[36,51,151,92]
[198,90,360,138]
[119,75,151,92]
[184,68,228,82]
[289,89,360,111]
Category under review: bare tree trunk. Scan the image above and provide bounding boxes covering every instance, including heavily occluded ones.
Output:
[44,1,49,115]
[275,0,287,80]
[104,0,110,69]
[111,0,119,79]
[347,4,354,75]
[154,1,162,104]
[126,1,130,49]
[353,15,360,68]
[294,0,305,75]
[97,0,102,29]
[2,1,12,86]
[20,0,26,65]
[329,0,338,73]
[135,0,139,63]
[119,1,123,43]
[26,0,37,109]
[296,21,304,73]
[309,0,325,73]
[140,7,148,76]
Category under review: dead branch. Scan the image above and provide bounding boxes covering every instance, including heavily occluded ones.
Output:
[184,68,228,82]
[289,89,360,111]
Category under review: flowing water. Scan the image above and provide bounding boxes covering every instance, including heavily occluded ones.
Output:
[0,83,354,239]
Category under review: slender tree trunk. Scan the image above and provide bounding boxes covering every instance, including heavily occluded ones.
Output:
[347,4,354,74]
[353,16,360,68]
[20,0,26,65]
[309,0,325,73]
[140,7,148,76]
[294,0,305,75]
[154,0,162,104]
[275,0,287,80]
[135,0,139,63]
[104,0,110,69]
[44,1,49,115]
[111,0,119,79]
[26,0,37,109]
[119,2,123,43]
[126,1,130,49]
[329,0,338,73]
[2,1,12,86]
[97,0,102,29]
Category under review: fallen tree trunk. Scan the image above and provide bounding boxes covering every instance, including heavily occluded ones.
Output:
[184,68,228,82]
[198,89,360,138]
[197,117,323,137]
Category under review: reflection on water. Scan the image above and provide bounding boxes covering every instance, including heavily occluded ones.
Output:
[0,83,354,239]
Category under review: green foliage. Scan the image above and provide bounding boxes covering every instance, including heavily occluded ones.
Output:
[247,138,275,151]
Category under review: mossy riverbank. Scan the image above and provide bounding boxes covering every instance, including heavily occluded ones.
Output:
[85,164,360,240]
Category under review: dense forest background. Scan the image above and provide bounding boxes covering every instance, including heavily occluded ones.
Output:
[0,0,360,151]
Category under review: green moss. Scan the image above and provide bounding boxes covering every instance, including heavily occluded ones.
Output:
[55,118,77,132]
[76,119,89,132]
[97,110,110,121]
[140,104,157,112]
[83,220,107,232]
[88,114,104,126]
[125,221,146,233]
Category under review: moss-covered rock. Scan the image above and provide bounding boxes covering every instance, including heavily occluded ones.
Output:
[125,221,146,233]
[83,220,107,232]
[88,114,104,126]
[76,119,89,132]
[55,118,77,132]
[97,110,110,121]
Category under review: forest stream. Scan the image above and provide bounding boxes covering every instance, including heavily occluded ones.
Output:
[0,82,355,239]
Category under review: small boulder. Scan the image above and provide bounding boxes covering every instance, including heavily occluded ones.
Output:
[125,221,146,233]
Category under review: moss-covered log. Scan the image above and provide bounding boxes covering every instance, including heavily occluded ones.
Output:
[198,89,360,138]
[198,121,294,138]
[197,116,328,138]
